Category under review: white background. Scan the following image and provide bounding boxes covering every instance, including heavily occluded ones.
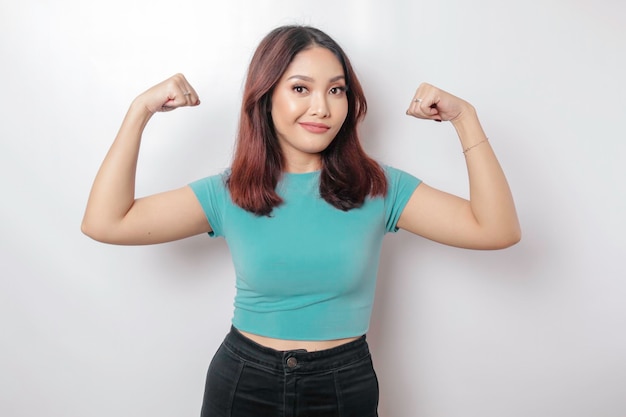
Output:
[1,0,625,416]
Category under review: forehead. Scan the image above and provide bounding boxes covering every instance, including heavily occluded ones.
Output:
[282,46,344,78]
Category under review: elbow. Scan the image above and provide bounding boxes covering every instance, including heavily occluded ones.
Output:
[507,220,523,247]
[81,217,112,243]
[81,218,100,241]
[510,226,522,246]
[498,232,521,249]
[490,224,522,250]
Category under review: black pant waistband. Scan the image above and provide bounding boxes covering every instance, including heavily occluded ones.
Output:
[223,326,369,373]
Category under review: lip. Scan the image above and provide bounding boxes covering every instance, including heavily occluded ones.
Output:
[299,122,331,133]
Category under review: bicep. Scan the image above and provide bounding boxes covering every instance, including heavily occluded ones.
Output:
[397,183,488,249]
[102,186,212,245]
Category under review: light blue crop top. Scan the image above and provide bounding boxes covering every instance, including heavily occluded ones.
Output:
[189,165,421,340]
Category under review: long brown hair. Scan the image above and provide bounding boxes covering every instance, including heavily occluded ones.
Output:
[228,25,387,216]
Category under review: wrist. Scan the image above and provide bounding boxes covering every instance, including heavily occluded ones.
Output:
[129,96,157,119]
[450,105,488,151]
[119,98,155,134]
[450,103,477,127]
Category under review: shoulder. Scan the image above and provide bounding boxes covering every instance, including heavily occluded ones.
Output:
[374,164,421,233]
[379,164,422,190]
[187,170,233,237]
[188,169,233,209]
[189,169,230,193]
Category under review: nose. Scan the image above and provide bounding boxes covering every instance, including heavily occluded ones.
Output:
[309,92,330,118]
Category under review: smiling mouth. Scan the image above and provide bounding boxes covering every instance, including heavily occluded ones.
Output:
[299,122,331,133]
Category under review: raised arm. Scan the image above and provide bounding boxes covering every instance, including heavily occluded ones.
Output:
[81,74,212,245]
[398,83,521,250]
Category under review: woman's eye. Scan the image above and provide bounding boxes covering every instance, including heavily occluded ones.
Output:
[293,86,307,93]
[330,86,347,95]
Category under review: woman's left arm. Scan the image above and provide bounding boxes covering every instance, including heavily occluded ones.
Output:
[397,83,521,250]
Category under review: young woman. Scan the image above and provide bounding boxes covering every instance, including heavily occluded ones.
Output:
[82,25,520,417]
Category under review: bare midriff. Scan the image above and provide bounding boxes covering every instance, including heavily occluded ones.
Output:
[238,330,360,352]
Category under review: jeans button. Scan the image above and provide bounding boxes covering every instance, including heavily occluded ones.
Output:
[286,357,298,368]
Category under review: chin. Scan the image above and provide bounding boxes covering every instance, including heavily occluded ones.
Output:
[300,140,334,155]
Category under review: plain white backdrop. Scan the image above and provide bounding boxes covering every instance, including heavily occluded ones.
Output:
[1,0,625,416]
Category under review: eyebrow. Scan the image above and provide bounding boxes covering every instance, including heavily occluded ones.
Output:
[286,75,346,83]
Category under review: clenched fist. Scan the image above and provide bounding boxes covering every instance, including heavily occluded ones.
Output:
[406,83,474,123]
[133,73,200,114]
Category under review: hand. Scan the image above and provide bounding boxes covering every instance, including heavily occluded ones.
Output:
[134,73,200,114]
[406,83,473,123]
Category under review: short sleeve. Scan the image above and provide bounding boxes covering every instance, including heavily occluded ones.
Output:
[384,165,422,233]
[188,172,229,238]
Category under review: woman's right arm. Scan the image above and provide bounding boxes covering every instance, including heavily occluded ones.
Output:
[81,74,212,245]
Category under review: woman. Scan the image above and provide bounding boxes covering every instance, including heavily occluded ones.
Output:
[82,25,520,417]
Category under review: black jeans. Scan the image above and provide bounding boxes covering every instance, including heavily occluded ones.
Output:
[200,327,379,417]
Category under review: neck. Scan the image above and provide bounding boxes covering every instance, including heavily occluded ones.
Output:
[282,156,322,173]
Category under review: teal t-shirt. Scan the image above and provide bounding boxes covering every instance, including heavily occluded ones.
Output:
[189,165,421,340]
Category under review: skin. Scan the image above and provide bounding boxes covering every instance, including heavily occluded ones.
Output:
[270,47,348,173]
[82,46,520,352]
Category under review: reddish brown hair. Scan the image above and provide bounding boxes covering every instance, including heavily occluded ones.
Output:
[228,25,387,216]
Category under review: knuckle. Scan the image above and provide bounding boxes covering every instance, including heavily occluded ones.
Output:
[170,73,185,84]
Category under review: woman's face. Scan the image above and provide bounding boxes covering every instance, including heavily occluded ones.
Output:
[270,46,349,172]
